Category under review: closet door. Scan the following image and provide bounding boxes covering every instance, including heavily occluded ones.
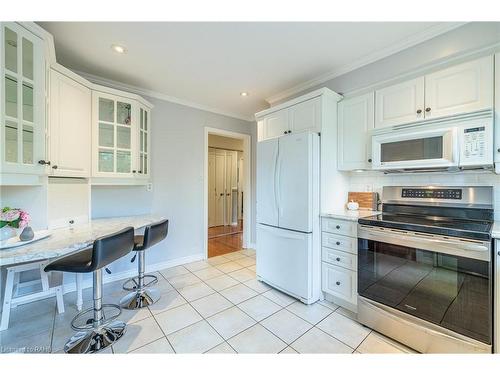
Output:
[214,149,226,226]
[208,148,216,227]
[225,150,234,225]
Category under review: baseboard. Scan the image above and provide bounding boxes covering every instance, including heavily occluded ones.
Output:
[62,253,205,295]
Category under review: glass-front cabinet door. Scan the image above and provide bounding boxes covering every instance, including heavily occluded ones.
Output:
[92,92,135,177]
[1,22,45,175]
[136,106,150,178]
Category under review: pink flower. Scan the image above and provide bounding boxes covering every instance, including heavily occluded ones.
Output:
[1,209,20,222]
[19,210,31,228]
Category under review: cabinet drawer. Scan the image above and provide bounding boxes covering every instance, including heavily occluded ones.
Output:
[322,218,357,237]
[322,262,357,305]
[322,247,357,271]
[321,232,357,254]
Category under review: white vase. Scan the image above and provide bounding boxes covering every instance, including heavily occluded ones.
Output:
[0,226,18,241]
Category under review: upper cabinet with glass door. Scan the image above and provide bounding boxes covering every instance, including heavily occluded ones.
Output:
[1,22,46,175]
[136,106,151,178]
[92,91,136,178]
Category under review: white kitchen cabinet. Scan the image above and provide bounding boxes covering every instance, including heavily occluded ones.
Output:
[262,109,288,139]
[92,91,137,178]
[375,77,425,129]
[321,216,358,312]
[338,93,375,170]
[136,105,151,178]
[289,97,321,134]
[48,69,91,177]
[424,56,493,120]
[1,22,46,176]
[257,95,324,141]
[374,56,494,129]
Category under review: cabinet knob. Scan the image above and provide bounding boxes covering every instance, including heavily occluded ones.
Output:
[138,171,143,174]
[220,193,224,196]
[132,170,136,173]
[69,220,74,224]
[336,281,341,286]
[425,107,431,112]
[416,109,422,114]
[38,160,51,166]
[336,257,341,262]
[497,148,500,153]
[288,130,292,134]
[283,131,287,134]
[335,225,340,229]
[368,158,372,163]
[336,241,341,246]
[52,165,58,169]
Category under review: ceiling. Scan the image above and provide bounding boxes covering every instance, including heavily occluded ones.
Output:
[38,22,462,121]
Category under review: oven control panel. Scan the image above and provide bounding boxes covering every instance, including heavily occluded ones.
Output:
[401,188,462,200]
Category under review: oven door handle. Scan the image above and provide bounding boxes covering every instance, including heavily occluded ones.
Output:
[357,225,491,262]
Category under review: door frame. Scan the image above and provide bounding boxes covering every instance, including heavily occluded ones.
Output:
[204,127,252,258]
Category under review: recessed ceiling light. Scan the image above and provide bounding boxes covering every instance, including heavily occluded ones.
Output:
[240,92,249,97]
[111,44,127,54]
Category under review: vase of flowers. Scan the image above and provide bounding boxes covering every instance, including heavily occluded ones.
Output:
[0,207,31,241]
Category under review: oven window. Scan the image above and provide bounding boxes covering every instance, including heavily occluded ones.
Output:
[381,136,443,162]
[358,238,492,344]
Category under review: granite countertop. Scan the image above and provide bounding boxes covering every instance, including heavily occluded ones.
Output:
[321,209,380,222]
[0,214,165,267]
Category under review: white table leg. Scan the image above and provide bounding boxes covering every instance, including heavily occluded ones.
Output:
[0,268,16,331]
[76,273,83,311]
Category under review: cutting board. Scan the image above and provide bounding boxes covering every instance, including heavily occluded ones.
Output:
[347,192,378,210]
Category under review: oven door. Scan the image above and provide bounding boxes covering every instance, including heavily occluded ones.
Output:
[357,225,492,345]
[372,126,458,170]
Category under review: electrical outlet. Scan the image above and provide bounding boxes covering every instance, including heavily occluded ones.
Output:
[146,183,153,192]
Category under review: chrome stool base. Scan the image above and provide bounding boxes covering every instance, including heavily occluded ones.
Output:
[122,274,158,291]
[64,320,126,354]
[120,288,161,310]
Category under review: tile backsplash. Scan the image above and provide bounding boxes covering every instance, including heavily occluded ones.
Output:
[347,170,500,220]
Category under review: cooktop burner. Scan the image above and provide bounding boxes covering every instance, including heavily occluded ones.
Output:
[358,213,492,241]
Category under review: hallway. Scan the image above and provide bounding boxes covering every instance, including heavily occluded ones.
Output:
[208,220,243,258]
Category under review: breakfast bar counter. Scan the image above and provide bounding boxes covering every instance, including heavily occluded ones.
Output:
[0,214,165,267]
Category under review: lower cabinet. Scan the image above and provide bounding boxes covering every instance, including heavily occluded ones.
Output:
[321,216,358,312]
[322,262,357,305]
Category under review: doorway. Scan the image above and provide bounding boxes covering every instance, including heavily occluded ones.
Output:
[204,128,251,258]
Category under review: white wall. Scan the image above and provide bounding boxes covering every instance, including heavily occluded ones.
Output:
[90,96,256,276]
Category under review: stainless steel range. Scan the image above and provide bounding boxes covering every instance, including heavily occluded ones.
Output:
[357,186,493,353]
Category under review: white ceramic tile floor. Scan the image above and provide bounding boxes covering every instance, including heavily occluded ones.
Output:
[0,250,411,354]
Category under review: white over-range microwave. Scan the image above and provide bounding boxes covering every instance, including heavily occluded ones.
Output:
[371,116,493,172]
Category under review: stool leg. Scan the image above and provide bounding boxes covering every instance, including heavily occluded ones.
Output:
[64,269,126,354]
[76,273,83,311]
[0,268,15,331]
[120,250,160,310]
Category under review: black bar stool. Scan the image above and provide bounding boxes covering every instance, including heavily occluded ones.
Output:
[45,227,135,354]
[120,219,169,309]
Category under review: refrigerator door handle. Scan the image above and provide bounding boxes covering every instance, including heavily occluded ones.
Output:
[273,146,280,219]
[276,149,283,217]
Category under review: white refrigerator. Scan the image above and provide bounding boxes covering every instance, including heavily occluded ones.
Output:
[256,132,321,304]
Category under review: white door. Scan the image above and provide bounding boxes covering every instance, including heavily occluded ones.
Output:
[214,150,226,226]
[49,69,91,177]
[424,56,494,120]
[375,77,425,129]
[256,224,311,300]
[263,109,288,139]
[289,97,321,134]
[338,92,375,170]
[224,150,233,225]
[208,148,216,227]
[256,138,279,226]
[278,132,314,232]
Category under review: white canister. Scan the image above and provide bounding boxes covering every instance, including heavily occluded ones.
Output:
[347,200,359,211]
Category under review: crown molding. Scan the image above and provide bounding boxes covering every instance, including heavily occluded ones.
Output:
[266,22,467,105]
[74,70,254,122]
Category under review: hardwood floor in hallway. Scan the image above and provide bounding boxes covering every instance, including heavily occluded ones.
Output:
[208,220,243,257]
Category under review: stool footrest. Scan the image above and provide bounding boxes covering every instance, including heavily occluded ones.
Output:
[70,303,122,331]
[122,274,158,291]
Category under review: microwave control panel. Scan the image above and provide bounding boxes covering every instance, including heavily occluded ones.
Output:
[463,126,486,160]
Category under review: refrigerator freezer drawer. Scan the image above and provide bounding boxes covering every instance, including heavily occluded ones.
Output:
[256,224,312,301]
